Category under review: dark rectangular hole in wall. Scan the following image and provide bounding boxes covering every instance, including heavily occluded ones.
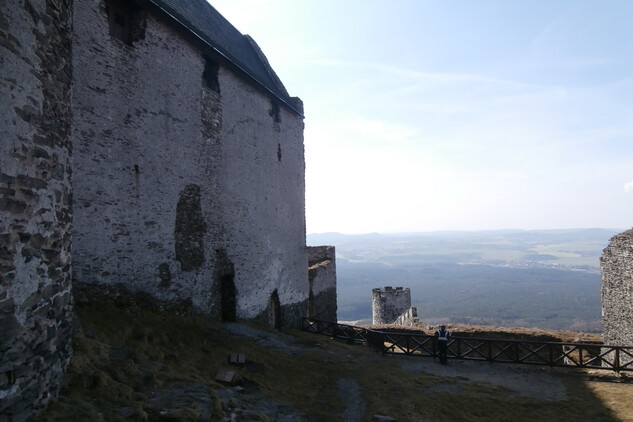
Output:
[269,102,281,123]
[203,56,220,93]
[106,0,145,45]
[1,370,15,387]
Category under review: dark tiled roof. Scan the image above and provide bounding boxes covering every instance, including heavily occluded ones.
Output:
[150,0,302,116]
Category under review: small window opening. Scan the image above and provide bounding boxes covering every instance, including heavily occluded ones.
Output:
[277,143,282,162]
[106,0,145,45]
[269,102,281,124]
[203,56,220,93]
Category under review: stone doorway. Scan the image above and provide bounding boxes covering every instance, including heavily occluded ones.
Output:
[220,274,236,322]
[270,289,281,329]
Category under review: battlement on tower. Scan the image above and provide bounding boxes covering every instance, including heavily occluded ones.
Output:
[372,286,412,325]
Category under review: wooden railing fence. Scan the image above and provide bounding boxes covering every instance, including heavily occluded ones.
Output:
[301,318,633,372]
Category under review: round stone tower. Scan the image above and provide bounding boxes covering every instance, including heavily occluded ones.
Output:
[0,1,74,420]
[601,229,633,346]
[372,286,411,325]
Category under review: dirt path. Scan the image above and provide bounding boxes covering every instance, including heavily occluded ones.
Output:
[391,355,568,401]
[222,322,573,418]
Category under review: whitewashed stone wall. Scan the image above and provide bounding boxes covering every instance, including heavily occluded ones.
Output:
[0,1,74,420]
[601,229,633,346]
[71,0,308,326]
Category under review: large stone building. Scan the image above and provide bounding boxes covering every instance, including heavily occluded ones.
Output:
[71,0,313,326]
[1,0,336,420]
[601,229,633,347]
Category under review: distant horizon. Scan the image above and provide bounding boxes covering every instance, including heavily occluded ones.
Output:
[307,226,629,237]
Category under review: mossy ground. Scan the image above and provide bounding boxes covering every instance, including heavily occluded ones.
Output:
[39,299,632,421]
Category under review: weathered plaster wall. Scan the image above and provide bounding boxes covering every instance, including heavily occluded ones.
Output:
[71,0,308,326]
[0,1,74,420]
[372,286,412,325]
[218,69,308,327]
[601,229,633,346]
[308,246,337,321]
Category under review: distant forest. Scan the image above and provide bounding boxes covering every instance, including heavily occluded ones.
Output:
[308,229,622,332]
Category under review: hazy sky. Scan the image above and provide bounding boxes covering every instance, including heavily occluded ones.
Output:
[211,0,633,234]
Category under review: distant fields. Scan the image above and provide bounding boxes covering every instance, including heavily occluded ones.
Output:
[308,229,622,332]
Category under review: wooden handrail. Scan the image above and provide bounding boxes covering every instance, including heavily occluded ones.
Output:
[301,318,633,372]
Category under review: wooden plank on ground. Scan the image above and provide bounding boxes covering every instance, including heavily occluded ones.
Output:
[215,370,235,384]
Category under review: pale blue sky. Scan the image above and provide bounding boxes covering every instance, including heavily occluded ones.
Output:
[211,0,633,234]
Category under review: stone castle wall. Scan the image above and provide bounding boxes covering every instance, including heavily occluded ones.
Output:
[71,0,309,327]
[393,307,419,327]
[601,229,633,346]
[0,1,75,420]
[372,286,411,325]
[308,246,337,321]
[1,1,332,418]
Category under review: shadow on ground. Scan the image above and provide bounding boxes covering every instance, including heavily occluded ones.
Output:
[37,299,631,421]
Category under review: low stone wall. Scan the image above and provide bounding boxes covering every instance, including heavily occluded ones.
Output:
[308,246,337,322]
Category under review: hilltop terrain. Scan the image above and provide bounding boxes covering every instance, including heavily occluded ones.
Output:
[308,229,621,331]
[38,298,633,421]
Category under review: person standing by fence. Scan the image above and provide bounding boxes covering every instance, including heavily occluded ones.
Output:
[435,325,450,364]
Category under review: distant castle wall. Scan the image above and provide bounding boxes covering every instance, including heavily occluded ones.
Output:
[393,307,419,327]
[372,286,411,325]
[308,246,337,322]
[601,229,633,346]
[0,1,75,420]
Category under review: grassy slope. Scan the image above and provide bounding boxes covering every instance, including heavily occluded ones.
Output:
[38,299,632,422]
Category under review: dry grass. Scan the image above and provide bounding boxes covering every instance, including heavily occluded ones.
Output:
[38,298,632,421]
[367,322,602,343]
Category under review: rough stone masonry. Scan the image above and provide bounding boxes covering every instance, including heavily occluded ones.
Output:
[372,286,412,325]
[70,0,312,327]
[1,1,337,420]
[0,1,75,420]
[601,229,633,347]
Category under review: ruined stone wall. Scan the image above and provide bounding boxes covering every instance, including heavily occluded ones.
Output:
[372,286,411,325]
[0,1,74,420]
[601,229,633,346]
[393,307,419,327]
[71,0,308,326]
[308,246,337,322]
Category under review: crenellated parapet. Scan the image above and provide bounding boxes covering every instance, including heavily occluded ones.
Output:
[372,286,412,325]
